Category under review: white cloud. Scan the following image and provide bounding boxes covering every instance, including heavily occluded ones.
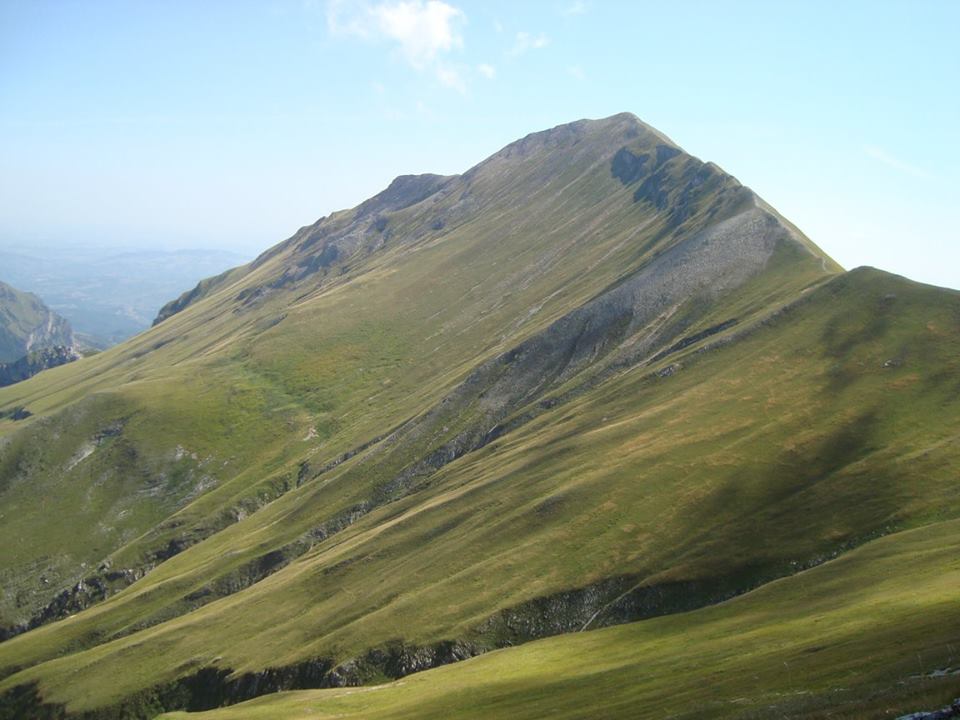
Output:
[372,0,464,68]
[327,1,467,89]
[477,63,496,80]
[508,31,549,57]
[435,65,467,93]
[567,64,585,80]
[863,145,930,179]
[561,1,587,16]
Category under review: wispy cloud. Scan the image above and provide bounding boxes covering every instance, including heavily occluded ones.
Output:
[507,31,549,57]
[477,63,496,80]
[561,1,587,16]
[863,145,930,179]
[435,65,467,93]
[567,64,585,80]
[326,0,467,90]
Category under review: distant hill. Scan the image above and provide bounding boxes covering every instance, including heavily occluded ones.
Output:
[0,281,78,387]
[0,280,73,363]
[0,246,250,347]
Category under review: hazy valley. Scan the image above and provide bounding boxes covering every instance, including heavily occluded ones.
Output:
[0,246,250,348]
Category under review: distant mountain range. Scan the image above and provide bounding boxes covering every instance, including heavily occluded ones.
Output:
[0,114,958,720]
[0,246,249,347]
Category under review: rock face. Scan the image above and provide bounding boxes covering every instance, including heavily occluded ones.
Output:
[0,280,76,385]
[0,346,79,388]
[0,281,74,363]
[897,698,960,720]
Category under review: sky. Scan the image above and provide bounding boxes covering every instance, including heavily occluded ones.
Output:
[1,0,958,288]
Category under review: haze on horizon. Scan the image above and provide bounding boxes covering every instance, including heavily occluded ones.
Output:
[1,0,958,289]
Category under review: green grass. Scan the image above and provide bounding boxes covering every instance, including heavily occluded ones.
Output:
[1,267,957,716]
[158,516,960,720]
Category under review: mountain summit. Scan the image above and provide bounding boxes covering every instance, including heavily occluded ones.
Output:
[158,112,834,327]
[1,115,958,720]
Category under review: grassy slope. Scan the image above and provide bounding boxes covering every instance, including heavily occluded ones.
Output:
[3,115,954,718]
[0,121,656,623]
[159,515,960,720]
[1,268,958,716]
[0,113,827,629]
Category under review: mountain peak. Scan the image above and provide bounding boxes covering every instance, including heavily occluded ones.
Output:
[591,111,680,146]
[484,112,677,167]
[155,114,839,326]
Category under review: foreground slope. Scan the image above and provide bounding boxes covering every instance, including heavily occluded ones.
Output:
[3,265,959,720]
[159,517,960,720]
[1,114,958,718]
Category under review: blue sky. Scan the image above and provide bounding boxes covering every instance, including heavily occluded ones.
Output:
[1,0,958,288]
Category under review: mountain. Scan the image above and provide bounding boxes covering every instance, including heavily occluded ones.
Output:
[0,281,74,364]
[0,346,81,389]
[0,113,958,720]
[0,281,78,387]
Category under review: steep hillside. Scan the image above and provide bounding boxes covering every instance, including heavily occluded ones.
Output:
[0,114,956,719]
[0,281,74,364]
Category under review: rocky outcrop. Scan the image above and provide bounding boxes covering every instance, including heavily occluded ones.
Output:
[0,640,481,719]
[0,565,147,642]
[898,698,960,720]
[0,406,30,421]
[0,280,74,364]
[153,173,455,326]
[0,346,78,387]
[153,266,238,325]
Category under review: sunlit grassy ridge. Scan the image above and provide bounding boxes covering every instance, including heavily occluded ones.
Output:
[0,114,956,719]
